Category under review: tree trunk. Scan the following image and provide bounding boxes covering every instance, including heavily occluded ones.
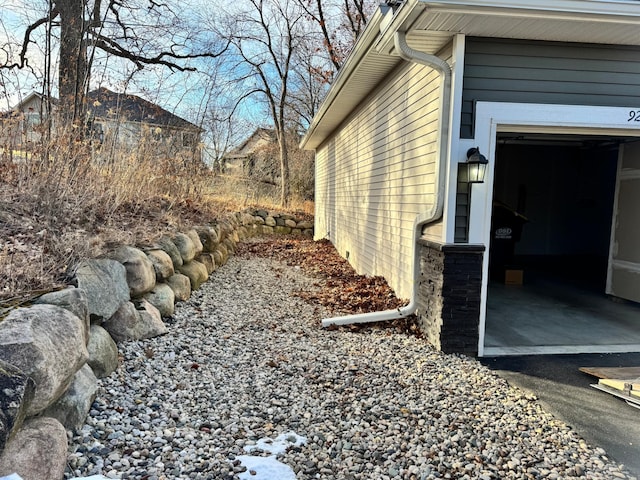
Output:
[57,0,87,126]
[278,132,290,207]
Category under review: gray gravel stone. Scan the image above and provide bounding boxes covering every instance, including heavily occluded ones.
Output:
[65,240,639,480]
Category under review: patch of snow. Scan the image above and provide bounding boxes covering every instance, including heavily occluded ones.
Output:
[243,431,307,455]
[234,431,307,479]
[235,455,297,480]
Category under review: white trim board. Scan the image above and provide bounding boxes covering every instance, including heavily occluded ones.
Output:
[471,102,640,357]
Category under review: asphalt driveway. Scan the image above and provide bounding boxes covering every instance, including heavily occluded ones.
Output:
[481,353,640,477]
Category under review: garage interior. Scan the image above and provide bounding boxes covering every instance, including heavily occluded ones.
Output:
[484,133,640,356]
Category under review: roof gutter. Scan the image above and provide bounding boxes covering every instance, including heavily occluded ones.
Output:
[322,30,452,328]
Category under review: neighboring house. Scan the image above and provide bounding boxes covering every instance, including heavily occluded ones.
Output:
[301,0,640,356]
[1,88,202,161]
[86,88,202,161]
[0,92,52,153]
[223,128,278,178]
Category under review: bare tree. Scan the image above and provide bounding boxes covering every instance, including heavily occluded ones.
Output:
[295,0,377,74]
[223,0,307,207]
[2,0,229,128]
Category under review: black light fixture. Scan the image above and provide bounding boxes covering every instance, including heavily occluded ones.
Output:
[461,146,489,184]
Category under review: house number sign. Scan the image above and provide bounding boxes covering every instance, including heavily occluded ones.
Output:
[628,110,640,122]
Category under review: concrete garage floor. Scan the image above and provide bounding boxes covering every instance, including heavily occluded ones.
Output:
[483,275,640,356]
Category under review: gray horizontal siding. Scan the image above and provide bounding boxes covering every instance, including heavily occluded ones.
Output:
[462,37,640,138]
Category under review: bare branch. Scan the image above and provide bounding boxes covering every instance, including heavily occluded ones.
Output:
[1,10,59,70]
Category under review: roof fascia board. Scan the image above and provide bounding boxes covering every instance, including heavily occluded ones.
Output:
[417,0,640,17]
[300,7,386,149]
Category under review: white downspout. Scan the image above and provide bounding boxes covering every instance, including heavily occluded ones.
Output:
[322,31,452,328]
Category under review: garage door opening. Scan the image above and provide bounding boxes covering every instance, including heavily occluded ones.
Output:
[484,133,640,355]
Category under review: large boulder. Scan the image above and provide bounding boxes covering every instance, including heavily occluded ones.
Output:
[185,229,204,257]
[143,283,175,317]
[34,287,89,343]
[0,305,88,416]
[103,300,167,343]
[0,360,35,452]
[216,244,229,264]
[166,273,191,302]
[297,220,314,230]
[198,253,216,275]
[0,416,67,480]
[73,259,130,322]
[146,249,175,282]
[196,226,220,253]
[177,260,208,290]
[42,364,97,431]
[86,325,119,378]
[223,237,236,255]
[172,232,197,263]
[108,246,156,298]
[156,236,183,269]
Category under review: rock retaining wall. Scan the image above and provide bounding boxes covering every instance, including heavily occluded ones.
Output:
[0,209,312,479]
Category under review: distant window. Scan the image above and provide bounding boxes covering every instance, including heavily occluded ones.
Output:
[183,132,197,147]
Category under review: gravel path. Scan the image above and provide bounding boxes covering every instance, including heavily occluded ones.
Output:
[66,248,638,480]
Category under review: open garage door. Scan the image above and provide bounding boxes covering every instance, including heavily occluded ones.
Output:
[483,133,640,356]
[608,141,640,303]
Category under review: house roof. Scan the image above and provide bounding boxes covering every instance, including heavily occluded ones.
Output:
[3,88,201,132]
[301,0,640,150]
[87,87,201,131]
[225,128,277,159]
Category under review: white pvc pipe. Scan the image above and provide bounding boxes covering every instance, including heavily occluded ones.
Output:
[322,31,452,328]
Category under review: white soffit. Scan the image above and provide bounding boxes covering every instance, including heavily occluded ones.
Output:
[413,9,640,47]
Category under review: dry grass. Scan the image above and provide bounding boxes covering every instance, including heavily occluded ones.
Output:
[0,123,313,305]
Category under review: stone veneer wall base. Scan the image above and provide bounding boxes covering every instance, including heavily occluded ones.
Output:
[416,239,485,357]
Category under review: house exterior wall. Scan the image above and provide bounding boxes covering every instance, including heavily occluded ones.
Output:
[461,37,640,138]
[315,48,450,299]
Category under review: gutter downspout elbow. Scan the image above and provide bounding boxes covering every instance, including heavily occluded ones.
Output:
[322,31,452,328]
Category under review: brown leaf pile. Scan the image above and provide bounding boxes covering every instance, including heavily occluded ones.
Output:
[238,237,421,336]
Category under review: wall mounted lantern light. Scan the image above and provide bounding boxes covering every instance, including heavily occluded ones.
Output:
[459,147,489,184]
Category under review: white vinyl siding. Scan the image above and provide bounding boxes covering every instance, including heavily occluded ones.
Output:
[315,54,446,299]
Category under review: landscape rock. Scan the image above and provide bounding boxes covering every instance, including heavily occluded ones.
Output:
[74,259,130,322]
[213,249,225,267]
[0,416,67,480]
[224,238,236,255]
[240,212,255,226]
[172,232,197,263]
[219,242,230,259]
[265,216,277,227]
[285,219,297,228]
[167,273,191,302]
[108,246,156,298]
[198,253,216,275]
[146,249,175,282]
[86,325,119,378]
[0,360,35,452]
[156,236,183,269]
[143,282,175,317]
[34,287,90,343]
[275,226,292,234]
[0,304,88,416]
[177,260,208,290]
[196,226,220,253]
[42,364,97,431]
[185,229,204,257]
[297,220,313,230]
[103,300,167,343]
